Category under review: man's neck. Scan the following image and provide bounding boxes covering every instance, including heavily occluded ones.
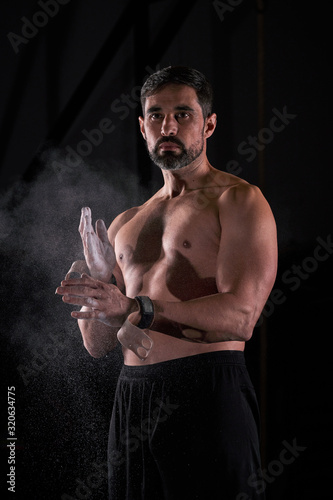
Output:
[160,156,213,198]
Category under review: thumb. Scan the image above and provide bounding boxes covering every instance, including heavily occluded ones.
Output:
[95,219,109,244]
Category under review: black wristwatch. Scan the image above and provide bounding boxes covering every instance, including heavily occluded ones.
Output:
[135,296,154,329]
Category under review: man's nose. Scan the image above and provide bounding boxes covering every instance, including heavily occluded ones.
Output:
[161,115,178,136]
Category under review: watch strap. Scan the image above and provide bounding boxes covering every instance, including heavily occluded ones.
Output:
[135,296,154,329]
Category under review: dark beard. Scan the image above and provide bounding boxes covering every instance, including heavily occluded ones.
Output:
[148,136,204,171]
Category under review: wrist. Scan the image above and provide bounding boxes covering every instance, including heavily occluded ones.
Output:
[127,299,141,326]
[134,296,155,329]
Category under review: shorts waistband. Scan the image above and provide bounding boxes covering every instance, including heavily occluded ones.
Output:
[120,350,245,380]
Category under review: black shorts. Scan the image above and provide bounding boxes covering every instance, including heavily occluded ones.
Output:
[108,351,265,500]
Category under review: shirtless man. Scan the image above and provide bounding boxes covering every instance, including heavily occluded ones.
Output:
[56,66,277,499]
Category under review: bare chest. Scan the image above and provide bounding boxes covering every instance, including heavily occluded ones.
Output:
[114,197,221,298]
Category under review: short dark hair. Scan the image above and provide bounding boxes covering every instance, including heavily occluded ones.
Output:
[141,66,213,119]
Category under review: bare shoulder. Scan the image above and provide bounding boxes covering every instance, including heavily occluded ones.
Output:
[107,190,164,244]
[219,179,275,220]
[107,206,139,245]
[217,179,277,251]
[216,169,248,187]
[205,167,273,218]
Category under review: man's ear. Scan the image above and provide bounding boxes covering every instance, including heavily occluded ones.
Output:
[204,113,217,139]
[138,116,146,140]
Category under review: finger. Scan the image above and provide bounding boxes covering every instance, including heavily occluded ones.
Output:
[56,283,102,297]
[65,272,81,280]
[79,208,84,234]
[86,229,99,255]
[65,260,89,280]
[84,207,93,232]
[79,207,91,234]
[57,277,100,294]
[59,274,97,286]
[182,329,205,342]
[95,219,109,244]
[71,309,101,320]
[82,207,94,249]
[63,287,103,300]
[71,309,111,323]
[63,294,100,308]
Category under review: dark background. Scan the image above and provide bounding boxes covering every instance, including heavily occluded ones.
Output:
[0,1,332,499]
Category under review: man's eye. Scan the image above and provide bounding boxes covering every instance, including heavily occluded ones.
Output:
[176,112,190,120]
[150,113,162,121]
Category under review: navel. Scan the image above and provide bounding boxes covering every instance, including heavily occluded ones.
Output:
[183,240,191,249]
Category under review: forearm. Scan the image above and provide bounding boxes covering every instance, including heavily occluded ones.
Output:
[78,307,120,358]
[151,292,257,343]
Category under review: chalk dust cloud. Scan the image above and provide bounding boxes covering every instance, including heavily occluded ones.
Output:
[0,148,148,498]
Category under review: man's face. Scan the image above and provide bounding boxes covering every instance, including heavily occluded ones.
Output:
[139,84,215,171]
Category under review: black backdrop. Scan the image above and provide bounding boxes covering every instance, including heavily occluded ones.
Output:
[1,1,332,499]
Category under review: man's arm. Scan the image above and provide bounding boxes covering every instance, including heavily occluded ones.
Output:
[59,210,127,358]
[77,310,119,358]
[78,211,132,358]
[75,261,126,358]
[58,184,277,356]
[57,207,154,360]
[149,184,278,342]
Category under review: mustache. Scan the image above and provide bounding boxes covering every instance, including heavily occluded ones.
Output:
[155,137,185,149]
